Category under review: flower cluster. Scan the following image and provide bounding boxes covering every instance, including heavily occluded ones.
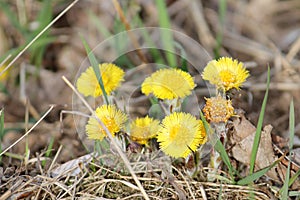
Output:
[200,57,249,180]
[202,57,249,123]
[140,68,207,158]
[76,57,248,160]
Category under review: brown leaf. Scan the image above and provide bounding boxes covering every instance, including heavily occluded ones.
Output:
[276,161,300,190]
[231,111,256,141]
[231,123,279,181]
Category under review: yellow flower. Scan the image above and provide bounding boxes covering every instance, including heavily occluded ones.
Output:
[0,64,10,83]
[157,112,206,158]
[86,105,127,140]
[77,63,125,97]
[130,116,160,145]
[203,95,234,123]
[141,68,196,100]
[202,57,249,91]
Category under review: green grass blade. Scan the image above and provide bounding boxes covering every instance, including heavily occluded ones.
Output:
[249,67,270,174]
[200,110,236,181]
[0,109,4,141]
[46,137,55,158]
[36,0,53,29]
[134,15,160,52]
[42,136,54,167]
[214,138,235,180]
[0,1,27,35]
[289,169,300,187]
[280,99,294,199]
[288,191,300,197]
[88,11,112,38]
[0,109,4,163]
[26,0,52,66]
[214,0,227,59]
[237,158,281,185]
[29,37,56,66]
[136,24,164,64]
[155,0,176,67]
[174,42,188,71]
[80,35,109,104]
[288,100,295,151]
[218,183,223,200]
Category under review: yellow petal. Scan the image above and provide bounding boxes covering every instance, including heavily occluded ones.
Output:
[130,116,160,145]
[86,105,127,140]
[77,63,125,97]
[157,112,206,158]
[141,68,196,100]
[202,57,249,91]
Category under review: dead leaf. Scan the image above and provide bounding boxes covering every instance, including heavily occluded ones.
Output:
[231,123,279,181]
[50,153,95,177]
[231,111,256,141]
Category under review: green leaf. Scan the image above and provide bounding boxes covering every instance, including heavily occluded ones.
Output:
[250,67,270,174]
[80,35,109,104]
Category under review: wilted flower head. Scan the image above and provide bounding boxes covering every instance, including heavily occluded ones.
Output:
[202,57,249,91]
[130,116,160,145]
[77,63,125,97]
[86,105,127,140]
[203,94,234,123]
[141,68,196,100]
[157,112,206,158]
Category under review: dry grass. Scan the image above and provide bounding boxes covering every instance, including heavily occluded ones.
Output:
[0,151,275,199]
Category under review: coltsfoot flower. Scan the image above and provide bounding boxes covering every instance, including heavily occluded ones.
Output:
[203,95,234,123]
[141,68,196,100]
[86,105,127,140]
[157,112,206,158]
[202,57,249,91]
[77,63,125,97]
[130,116,160,145]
